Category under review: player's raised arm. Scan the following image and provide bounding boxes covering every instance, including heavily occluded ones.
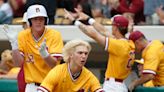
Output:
[64,9,106,47]
[75,8,110,37]
[2,24,24,67]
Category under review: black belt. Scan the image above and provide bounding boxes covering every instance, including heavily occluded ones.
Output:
[106,78,123,83]
[35,83,41,86]
[155,85,164,87]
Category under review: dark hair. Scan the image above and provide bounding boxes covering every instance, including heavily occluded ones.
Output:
[118,27,128,36]
[4,0,8,3]
[80,2,92,17]
[140,35,146,40]
[28,17,47,26]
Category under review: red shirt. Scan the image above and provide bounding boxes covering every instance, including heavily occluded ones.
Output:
[111,0,145,24]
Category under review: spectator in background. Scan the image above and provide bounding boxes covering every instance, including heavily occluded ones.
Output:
[76,1,93,18]
[156,5,164,24]
[37,39,104,92]
[58,0,92,24]
[0,0,13,24]
[89,0,106,18]
[8,0,26,18]
[72,0,93,25]
[57,0,88,13]
[144,0,164,25]
[25,0,57,24]
[108,0,145,25]
[100,0,112,18]
[89,0,112,18]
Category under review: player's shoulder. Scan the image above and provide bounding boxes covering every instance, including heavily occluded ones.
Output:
[54,63,66,68]
[46,27,61,35]
[52,63,67,71]
[82,67,95,77]
[152,40,163,45]
[18,28,31,37]
[148,40,163,51]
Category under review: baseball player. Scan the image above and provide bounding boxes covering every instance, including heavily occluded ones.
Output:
[3,4,63,92]
[37,39,104,92]
[128,31,164,91]
[65,9,135,92]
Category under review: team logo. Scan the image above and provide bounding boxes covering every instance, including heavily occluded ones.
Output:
[36,8,40,13]
[26,54,34,63]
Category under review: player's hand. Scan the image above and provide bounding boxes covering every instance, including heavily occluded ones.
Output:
[64,9,75,22]
[3,24,18,50]
[128,81,136,92]
[74,8,90,20]
[39,39,49,58]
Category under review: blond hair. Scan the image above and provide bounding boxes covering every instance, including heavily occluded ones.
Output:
[63,39,91,62]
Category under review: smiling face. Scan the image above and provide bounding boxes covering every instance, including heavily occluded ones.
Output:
[70,45,89,68]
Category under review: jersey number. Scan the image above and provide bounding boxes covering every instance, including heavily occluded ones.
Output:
[27,54,34,63]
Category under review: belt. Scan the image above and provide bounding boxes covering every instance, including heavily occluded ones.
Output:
[35,83,41,86]
[106,78,123,83]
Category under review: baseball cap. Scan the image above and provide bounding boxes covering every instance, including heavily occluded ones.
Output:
[129,30,144,42]
[111,15,129,28]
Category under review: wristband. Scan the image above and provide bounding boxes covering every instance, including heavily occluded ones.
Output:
[74,20,82,26]
[41,50,49,58]
[88,18,95,25]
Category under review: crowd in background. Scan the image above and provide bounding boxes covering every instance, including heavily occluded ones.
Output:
[0,0,164,25]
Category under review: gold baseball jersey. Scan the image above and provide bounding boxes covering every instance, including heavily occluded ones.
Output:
[105,38,135,79]
[38,63,102,92]
[7,67,20,75]
[143,80,154,87]
[142,40,164,86]
[17,27,63,83]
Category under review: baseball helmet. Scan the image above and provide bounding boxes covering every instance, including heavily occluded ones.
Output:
[27,4,48,25]
[27,4,48,19]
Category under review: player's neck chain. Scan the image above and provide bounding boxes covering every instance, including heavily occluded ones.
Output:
[68,63,82,80]
[72,70,81,80]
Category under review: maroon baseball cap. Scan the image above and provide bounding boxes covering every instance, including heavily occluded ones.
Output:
[111,15,129,28]
[129,30,144,42]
